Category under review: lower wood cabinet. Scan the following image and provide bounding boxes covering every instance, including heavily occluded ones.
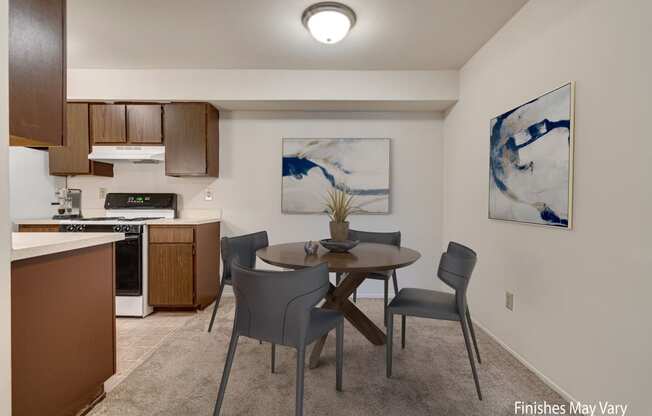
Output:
[148,244,194,306]
[11,243,115,416]
[148,222,220,309]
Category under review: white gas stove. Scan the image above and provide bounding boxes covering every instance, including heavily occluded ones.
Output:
[58,193,178,317]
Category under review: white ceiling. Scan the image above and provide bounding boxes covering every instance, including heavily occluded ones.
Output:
[67,0,527,71]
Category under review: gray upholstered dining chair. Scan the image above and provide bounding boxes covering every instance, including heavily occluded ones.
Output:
[385,242,483,400]
[336,229,401,326]
[214,262,344,416]
[207,231,269,333]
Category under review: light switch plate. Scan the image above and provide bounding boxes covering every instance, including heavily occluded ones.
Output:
[99,188,107,200]
[505,291,514,311]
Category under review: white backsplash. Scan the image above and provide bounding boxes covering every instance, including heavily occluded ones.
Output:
[9,147,66,224]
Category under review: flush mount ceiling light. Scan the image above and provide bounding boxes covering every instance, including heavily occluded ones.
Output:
[302,2,357,44]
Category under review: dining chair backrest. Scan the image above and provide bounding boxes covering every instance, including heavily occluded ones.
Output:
[221,231,269,281]
[230,262,330,347]
[437,241,477,308]
[348,229,401,247]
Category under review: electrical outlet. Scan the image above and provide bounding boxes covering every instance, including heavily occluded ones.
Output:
[99,188,107,200]
[204,189,213,201]
[505,291,514,311]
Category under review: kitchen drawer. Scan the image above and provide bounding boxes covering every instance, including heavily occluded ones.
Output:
[149,226,194,244]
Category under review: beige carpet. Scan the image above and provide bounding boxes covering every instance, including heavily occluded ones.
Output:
[89,299,566,415]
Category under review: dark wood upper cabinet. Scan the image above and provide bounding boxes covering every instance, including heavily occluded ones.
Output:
[90,104,127,143]
[164,103,219,177]
[9,0,66,147]
[127,104,163,143]
[49,103,113,177]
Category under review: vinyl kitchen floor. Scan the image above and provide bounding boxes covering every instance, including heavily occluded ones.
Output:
[107,311,197,392]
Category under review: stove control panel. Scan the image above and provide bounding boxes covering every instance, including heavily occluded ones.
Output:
[113,224,135,233]
[59,224,143,234]
[63,224,86,232]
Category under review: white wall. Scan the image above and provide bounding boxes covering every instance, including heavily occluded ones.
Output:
[69,111,444,295]
[9,148,65,223]
[0,0,11,412]
[442,0,651,411]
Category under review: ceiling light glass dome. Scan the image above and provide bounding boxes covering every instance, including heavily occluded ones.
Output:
[302,2,357,44]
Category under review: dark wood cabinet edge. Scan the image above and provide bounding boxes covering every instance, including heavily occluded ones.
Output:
[10,135,64,148]
[206,104,219,177]
[50,162,114,178]
[61,0,67,148]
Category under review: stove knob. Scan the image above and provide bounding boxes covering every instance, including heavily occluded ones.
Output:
[123,225,131,233]
[75,224,84,232]
[67,225,76,232]
[113,225,122,232]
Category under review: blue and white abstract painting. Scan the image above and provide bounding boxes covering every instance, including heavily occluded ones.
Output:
[489,83,574,228]
[282,138,390,214]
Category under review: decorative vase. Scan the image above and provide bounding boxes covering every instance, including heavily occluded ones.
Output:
[304,240,319,255]
[329,221,349,241]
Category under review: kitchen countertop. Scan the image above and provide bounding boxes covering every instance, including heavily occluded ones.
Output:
[11,232,126,261]
[136,217,221,225]
[13,217,221,226]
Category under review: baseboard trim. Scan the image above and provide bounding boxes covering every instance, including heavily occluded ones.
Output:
[472,319,578,404]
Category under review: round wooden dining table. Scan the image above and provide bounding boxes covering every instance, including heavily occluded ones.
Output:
[257,242,421,368]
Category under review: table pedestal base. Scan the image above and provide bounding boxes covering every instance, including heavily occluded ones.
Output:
[309,272,385,369]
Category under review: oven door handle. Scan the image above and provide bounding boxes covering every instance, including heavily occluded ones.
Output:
[123,235,141,241]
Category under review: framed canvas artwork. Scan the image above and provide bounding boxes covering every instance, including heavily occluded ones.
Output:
[489,82,575,228]
[282,138,390,214]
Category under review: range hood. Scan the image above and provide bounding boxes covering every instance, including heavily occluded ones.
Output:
[88,146,165,163]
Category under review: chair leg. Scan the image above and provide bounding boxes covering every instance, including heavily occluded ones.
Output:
[392,270,399,297]
[386,312,393,378]
[213,332,239,416]
[335,273,341,286]
[460,318,482,400]
[271,343,276,374]
[401,315,406,349]
[353,289,357,303]
[296,346,306,416]
[466,308,481,364]
[208,280,226,333]
[383,278,389,327]
[336,320,343,391]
